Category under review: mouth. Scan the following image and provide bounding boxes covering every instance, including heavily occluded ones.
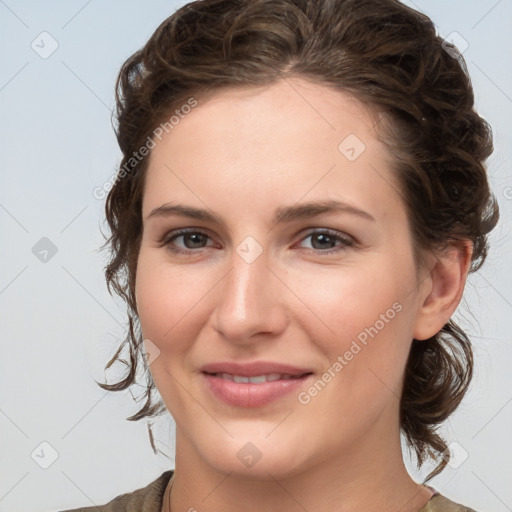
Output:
[204,372,312,383]
[200,364,314,407]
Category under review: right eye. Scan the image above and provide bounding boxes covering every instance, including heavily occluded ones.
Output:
[161,229,216,254]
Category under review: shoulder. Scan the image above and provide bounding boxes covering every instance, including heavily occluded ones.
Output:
[58,470,174,512]
[420,492,479,512]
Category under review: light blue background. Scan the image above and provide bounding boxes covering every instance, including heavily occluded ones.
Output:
[1,1,511,511]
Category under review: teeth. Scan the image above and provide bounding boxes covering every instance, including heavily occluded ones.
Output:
[246,375,266,383]
[216,372,298,383]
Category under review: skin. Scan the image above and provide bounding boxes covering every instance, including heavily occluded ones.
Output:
[134,77,472,512]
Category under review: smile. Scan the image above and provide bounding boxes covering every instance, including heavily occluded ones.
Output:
[202,371,314,407]
[211,372,307,383]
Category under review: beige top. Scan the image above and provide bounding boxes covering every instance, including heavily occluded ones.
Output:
[59,470,478,512]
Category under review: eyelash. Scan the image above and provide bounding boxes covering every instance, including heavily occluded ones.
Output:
[160,228,355,256]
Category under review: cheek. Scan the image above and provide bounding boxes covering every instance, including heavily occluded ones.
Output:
[135,251,213,352]
[134,253,208,415]
[289,262,411,344]
[288,257,417,401]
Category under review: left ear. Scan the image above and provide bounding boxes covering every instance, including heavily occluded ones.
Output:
[413,239,473,341]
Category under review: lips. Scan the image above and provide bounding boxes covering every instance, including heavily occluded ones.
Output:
[201,361,314,407]
[201,361,312,377]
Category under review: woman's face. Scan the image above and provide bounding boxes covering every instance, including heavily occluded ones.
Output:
[135,78,431,479]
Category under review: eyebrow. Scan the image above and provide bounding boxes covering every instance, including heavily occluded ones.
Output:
[146,199,375,225]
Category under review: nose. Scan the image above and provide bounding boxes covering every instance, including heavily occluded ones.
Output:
[212,246,289,345]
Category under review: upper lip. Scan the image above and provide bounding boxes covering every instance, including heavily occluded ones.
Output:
[201,361,313,377]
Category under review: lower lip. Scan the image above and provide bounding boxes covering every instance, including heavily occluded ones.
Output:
[202,373,313,408]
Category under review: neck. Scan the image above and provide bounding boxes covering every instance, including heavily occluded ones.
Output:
[165,417,433,512]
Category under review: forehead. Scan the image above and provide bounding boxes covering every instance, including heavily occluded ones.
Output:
[143,78,405,225]
[170,78,381,152]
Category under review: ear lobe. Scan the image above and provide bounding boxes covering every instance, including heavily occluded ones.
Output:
[413,240,473,341]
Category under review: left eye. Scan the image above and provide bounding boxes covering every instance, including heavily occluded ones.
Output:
[297,230,354,253]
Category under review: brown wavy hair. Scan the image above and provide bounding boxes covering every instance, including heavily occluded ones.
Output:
[98,0,499,482]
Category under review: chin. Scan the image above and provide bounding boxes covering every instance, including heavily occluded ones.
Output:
[192,428,314,481]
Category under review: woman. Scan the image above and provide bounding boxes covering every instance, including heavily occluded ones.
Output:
[62,0,499,510]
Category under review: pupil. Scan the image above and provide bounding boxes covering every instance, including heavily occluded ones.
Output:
[186,233,206,248]
[313,233,334,249]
